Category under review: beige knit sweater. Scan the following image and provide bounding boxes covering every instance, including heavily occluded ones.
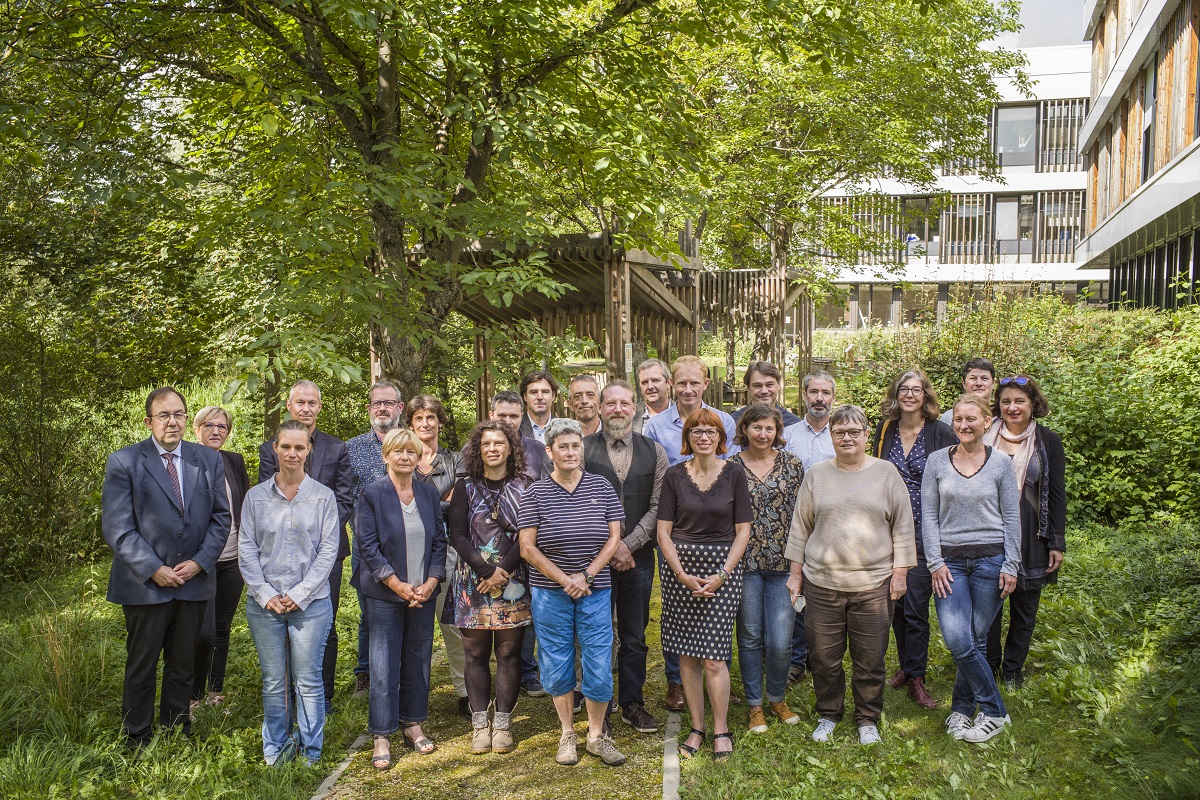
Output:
[784,457,917,593]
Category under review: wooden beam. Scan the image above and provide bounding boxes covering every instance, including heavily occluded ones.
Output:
[629,263,692,324]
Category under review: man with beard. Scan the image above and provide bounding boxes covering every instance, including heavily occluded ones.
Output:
[780,371,837,684]
[584,381,669,734]
[568,374,603,437]
[345,381,405,697]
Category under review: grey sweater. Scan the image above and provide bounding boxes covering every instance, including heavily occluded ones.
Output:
[920,447,1022,577]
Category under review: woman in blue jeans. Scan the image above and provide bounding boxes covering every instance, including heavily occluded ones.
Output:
[518,418,626,767]
[353,428,447,770]
[730,404,805,733]
[921,394,1021,743]
[239,420,340,766]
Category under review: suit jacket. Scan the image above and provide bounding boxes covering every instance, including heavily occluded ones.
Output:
[259,428,354,560]
[351,477,448,602]
[219,449,250,531]
[101,438,232,605]
[521,436,551,482]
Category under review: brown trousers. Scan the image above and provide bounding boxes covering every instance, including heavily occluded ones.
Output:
[804,578,892,726]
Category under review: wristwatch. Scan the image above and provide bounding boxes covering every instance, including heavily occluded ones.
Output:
[583,570,595,585]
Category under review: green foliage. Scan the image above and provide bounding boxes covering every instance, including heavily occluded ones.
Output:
[817,296,1200,523]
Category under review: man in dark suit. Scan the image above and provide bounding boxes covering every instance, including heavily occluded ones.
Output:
[258,380,354,714]
[517,369,559,442]
[101,386,231,749]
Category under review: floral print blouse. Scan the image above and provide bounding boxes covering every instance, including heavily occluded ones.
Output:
[731,450,805,572]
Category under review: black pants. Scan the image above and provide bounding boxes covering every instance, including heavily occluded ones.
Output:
[888,557,933,681]
[612,546,655,710]
[323,560,345,703]
[122,599,205,745]
[987,585,1042,678]
[192,560,245,699]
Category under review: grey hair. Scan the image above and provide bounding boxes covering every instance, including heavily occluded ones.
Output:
[368,380,401,400]
[289,380,322,402]
[543,417,583,448]
[828,404,868,431]
[803,371,836,393]
[636,358,672,383]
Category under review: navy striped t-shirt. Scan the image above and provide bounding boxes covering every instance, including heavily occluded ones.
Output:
[517,471,625,590]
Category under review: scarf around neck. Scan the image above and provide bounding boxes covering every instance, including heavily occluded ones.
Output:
[985,418,1037,490]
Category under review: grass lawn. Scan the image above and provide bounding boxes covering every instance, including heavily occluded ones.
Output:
[0,519,1196,799]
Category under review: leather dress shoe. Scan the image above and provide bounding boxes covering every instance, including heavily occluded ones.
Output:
[907,677,938,709]
[664,682,685,711]
[887,669,908,690]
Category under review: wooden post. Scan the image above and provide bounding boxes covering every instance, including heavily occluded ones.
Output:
[474,334,494,423]
[603,243,631,383]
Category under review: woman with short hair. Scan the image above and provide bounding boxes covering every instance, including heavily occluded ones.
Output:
[923,393,1021,743]
[786,405,916,746]
[519,418,626,767]
[446,420,531,754]
[730,403,805,733]
[190,406,250,710]
[353,428,447,770]
[240,420,339,766]
[659,408,753,761]
[984,375,1066,688]
[871,369,957,710]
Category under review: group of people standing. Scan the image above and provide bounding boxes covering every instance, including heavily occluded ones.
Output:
[100,352,1065,767]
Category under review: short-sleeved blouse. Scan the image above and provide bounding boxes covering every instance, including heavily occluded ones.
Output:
[731,450,805,572]
[657,460,753,545]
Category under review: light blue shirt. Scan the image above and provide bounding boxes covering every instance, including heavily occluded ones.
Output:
[152,439,185,504]
[782,417,836,471]
[528,414,552,443]
[642,402,739,466]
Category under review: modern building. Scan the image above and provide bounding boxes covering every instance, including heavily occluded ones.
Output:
[816,45,1111,329]
[1077,0,1199,307]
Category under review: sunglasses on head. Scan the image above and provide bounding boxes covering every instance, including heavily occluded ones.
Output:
[999,376,1030,387]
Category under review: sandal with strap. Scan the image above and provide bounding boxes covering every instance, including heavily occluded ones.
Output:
[679,728,706,760]
[403,724,437,755]
[713,731,734,762]
[371,735,393,771]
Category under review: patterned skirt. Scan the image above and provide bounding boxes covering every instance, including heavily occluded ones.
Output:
[443,556,531,630]
[661,542,743,661]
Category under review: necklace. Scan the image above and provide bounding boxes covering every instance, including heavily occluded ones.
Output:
[483,479,505,521]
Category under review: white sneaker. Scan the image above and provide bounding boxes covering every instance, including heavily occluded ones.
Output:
[945,712,972,740]
[962,714,1011,743]
[858,725,882,746]
[811,718,837,743]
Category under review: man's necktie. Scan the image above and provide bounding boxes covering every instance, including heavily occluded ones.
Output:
[162,453,184,508]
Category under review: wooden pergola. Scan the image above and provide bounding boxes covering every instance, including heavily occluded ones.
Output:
[455,229,812,419]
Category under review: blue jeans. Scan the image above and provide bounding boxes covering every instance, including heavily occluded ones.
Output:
[530,586,613,702]
[365,595,437,734]
[351,547,369,677]
[737,570,794,705]
[791,607,808,670]
[245,596,332,764]
[934,555,1008,719]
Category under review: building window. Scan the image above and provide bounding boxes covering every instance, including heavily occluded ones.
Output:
[941,194,992,264]
[995,105,1038,167]
[1039,190,1083,263]
[1039,99,1088,172]
[902,197,940,261]
[1141,58,1157,182]
[995,195,1035,262]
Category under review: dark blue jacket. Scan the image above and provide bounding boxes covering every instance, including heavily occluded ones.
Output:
[351,477,448,602]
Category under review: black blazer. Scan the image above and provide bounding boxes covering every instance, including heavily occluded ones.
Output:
[259,428,354,560]
[219,449,250,531]
[871,417,958,459]
[101,438,231,605]
[351,477,447,603]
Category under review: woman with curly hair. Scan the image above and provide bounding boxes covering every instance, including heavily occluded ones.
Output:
[446,420,532,753]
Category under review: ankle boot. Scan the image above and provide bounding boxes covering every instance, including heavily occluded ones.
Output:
[471,709,491,754]
[491,710,515,753]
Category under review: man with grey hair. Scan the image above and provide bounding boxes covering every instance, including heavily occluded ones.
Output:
[568,373,603,437]
[779,370,837,685]
[634,359,672,434]
[258,379,354,715]
[344,381,405,699]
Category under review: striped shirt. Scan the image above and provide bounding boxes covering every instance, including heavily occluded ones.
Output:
[517,471,625,590]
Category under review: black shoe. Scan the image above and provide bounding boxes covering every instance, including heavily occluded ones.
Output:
[573,690,585,714]
[621,702,659,733]
[788,665,807,686]
[522,679,547,697]
[457,696,471,718]
[353,672,369,698]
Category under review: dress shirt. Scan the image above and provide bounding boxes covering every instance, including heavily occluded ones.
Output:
[642,402,739,466]
[152,439,185,504]
[596,428,669,552]
[782,416,836,471]
[528,414,552,443]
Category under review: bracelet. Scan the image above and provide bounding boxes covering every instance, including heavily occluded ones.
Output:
[716,567,730,582]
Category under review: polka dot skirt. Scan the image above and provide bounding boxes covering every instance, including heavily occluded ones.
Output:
[661,542,743,661]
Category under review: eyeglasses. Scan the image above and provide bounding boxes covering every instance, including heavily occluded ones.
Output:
[831,428,864,439]
[152,412,187,423]
[369,400,398,409]
[897,387,924,397]
[201,422,229,433]
[999,376,1030,387]
[689,428,720,440]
